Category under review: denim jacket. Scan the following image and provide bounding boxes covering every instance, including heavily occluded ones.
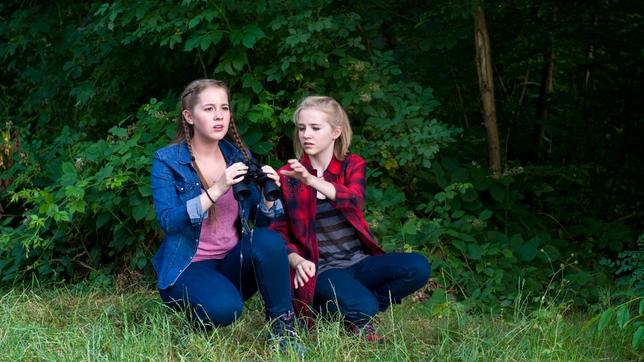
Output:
[151,140,284,289]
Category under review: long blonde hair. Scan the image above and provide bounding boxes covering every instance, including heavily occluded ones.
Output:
[292,96,352,160]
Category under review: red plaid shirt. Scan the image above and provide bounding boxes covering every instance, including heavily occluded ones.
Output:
[270,153,385,319]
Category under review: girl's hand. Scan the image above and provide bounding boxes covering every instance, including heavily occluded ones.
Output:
[260,165,281,209]
[280,159,313,185]
[261,165,281,187]
[210,162,248,196]
[293,259,316,289]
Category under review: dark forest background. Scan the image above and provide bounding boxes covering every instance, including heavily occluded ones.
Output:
[1,0,642,315]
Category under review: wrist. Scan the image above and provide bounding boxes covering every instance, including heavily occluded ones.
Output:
[205,187,222,204]
[295,259,306,267]
[303,174,316,187]
[288,254,303,268]
[210,185,224,199]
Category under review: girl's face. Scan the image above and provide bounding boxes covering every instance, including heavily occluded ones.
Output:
[296,108,341,159]
[183,86,230,143]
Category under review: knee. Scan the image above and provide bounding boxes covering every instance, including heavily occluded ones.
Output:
[249,228,286,258]
[343,293,379,322]
[193,299,243,327]
[406,253,431,285]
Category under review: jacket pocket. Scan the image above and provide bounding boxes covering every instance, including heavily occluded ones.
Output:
[174,180,198,202]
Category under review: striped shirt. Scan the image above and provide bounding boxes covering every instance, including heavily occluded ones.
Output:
[315,198,367,274]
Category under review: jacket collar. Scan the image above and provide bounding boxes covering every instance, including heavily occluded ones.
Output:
[300,153,343,176]
[177,142,192,164]
[177,139,244,165]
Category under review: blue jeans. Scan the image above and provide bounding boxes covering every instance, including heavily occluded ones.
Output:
[159,228,293,327]
[313,252,431,326]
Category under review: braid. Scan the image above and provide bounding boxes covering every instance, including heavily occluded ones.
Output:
[181,119,216,221]
[182,120,195,159]
[228,119,250,161]
[172,78,241,222]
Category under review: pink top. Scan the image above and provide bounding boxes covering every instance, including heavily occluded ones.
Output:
[193,188,240,262]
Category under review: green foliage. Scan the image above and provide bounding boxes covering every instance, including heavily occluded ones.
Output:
[0,99,174,281]
[594,296,644,350]
[365,154,635,308]
[1,0,461,285]
[1,0,641,316]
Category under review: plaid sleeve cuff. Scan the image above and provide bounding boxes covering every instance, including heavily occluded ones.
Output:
[259,198,284,218]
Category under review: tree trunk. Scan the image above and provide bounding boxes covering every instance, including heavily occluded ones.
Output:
[474,5,501,178]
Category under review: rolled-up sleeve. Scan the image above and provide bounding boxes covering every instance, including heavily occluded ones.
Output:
[186,195,206,223]
[259,198,284,219]
[151,155,202,234]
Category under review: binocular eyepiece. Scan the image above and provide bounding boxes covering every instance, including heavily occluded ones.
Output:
[232,159,281,201]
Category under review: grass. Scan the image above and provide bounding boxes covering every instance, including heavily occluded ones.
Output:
[0,282,639,361]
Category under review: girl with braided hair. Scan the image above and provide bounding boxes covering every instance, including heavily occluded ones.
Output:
[271,96,431,342]
[151,79,300,350]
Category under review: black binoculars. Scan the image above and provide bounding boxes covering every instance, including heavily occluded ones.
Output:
[232,159,281,201]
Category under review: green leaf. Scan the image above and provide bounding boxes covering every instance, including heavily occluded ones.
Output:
[188,16,201,29]
[633,325,643,349]
[461,188,477,202]
[516,237,539,262]
[62,162,76,177]
[70,83,96,106]
[402,219,418,235]
[229,29,243,45]
[184,35,201,51]
[452,240,466,253]
[109,126,128,138]
[96,165,114,183]
[243,130,262,146]
[567,271,592,286]
[132,202,148,222]
[467,243,482,260]
[61,162,77,185]
[597,309,613,332]
[96,213,110,229]
[208,30,223,45]
[428,288,447,304]
[479,209,492,221]
[138,183,151,197]
[241,25,265,48]
[639,298,644,315]
[199,36,211,51]
[616,305,630,329]
[252,141,272,155]
[490,184,505,202]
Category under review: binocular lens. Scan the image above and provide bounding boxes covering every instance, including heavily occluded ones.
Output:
[232,183,252,201]
[263,187,281,201]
